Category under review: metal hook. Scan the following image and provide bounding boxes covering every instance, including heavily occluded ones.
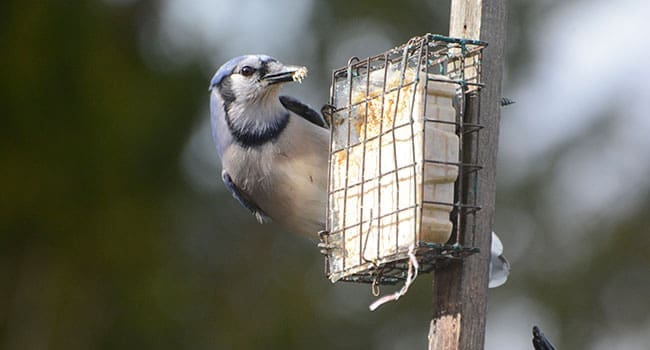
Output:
[347,56,360,66]
[372,264,386,297]
[347,56,361,77]
[372,277,381,296]
[361,209,375,264]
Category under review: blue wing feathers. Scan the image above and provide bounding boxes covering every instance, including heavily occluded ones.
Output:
[279,95,328,128]
[221,170,270,223]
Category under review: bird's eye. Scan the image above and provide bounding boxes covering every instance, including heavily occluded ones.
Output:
[240,66,256,76]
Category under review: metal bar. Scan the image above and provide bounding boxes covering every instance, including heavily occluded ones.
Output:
[327,161,419,196]
[419,38,430,245]
[324,66,337,277]
[358,56,371,266]
[329,204,419,235]
[376,52,389,259]
[408,38,424,247]
[341,60,356,272]
[389,43,412,254]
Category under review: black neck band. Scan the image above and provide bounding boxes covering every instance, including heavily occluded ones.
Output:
[225,110,289,147]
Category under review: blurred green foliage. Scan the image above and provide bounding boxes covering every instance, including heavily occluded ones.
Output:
[0,2,203,348]
[1,1,649,349]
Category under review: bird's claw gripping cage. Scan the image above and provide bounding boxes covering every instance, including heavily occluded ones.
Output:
[320,34,487,285]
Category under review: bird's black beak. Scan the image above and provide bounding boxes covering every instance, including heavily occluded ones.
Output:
[262,65,308,85]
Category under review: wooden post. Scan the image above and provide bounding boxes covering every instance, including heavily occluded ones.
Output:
[428,0,506,349]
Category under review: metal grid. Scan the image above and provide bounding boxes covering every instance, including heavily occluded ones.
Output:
[321,34,486,285]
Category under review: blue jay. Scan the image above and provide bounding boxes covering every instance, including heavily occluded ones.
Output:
[209,54,329,237]
[209,54,509,287]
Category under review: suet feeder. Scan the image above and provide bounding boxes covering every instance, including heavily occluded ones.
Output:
[320,34,486,286]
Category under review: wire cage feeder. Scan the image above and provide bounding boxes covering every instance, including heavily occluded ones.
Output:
[321,34,487,285]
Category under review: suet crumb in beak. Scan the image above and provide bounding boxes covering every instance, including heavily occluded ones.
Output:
[292,67,308,83]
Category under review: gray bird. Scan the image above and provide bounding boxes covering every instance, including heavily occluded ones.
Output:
[209,54,329,237]
[209,54,509,287]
